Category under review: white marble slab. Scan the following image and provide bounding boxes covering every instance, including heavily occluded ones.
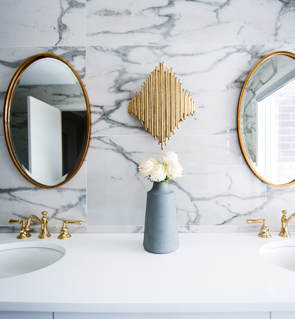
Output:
[86,133,295,231]
[87,44,295,138]
[0,135,87,233]
[0,0,295,234]
[86,0,295,46]
[0,124,87,234]
[0,0,86,47]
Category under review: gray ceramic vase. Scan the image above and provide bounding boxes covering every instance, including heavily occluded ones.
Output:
[143,182,179,254]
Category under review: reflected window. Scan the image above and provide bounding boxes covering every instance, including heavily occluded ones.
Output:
[257,78,295,184]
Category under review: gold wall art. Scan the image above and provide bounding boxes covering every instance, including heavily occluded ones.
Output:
[128,62,196,149]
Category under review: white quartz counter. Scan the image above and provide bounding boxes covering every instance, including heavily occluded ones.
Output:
[0,232,295,313]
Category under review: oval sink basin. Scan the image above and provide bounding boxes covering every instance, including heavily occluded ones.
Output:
[0,242,65,279]
[260,240,295,272]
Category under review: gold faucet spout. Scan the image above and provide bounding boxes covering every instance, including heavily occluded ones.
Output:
[25,215,42,231]
[279,210,295,238]
[287,213,295,224]
[25,211,51,239]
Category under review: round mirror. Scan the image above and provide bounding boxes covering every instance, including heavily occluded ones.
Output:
[3,53,90,188]
[238,51,295,187]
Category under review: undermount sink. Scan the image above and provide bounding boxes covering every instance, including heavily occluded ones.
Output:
[0,242,65,279]
[260,240,295,272]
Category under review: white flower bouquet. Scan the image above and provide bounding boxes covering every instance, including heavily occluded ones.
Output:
[139,152,183,183]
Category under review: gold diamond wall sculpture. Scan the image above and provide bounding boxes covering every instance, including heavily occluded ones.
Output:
[128,62,196,149]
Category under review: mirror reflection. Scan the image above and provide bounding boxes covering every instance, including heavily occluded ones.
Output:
[239,52,295,186]
[8,56,88,187]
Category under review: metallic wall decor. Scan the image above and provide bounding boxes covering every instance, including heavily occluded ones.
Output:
[128,62,196,149]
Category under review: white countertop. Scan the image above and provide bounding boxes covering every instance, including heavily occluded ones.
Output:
[0,232,295,313]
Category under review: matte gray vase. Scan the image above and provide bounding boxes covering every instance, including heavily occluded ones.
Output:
[143,182,179,254]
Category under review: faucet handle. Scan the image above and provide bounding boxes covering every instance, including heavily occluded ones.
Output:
[58,220,82,240]
[9,219,31,239]
[246,219,272,239]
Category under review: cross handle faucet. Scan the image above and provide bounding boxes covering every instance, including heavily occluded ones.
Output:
[25,211,51,239]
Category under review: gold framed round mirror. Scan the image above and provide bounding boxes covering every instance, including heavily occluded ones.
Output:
[3,53,90,188]
[238,51,295,187]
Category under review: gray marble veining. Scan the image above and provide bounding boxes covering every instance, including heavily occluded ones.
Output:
[0,0,295,233]
[86,133,295,231]
[0,135,87,231]
[0,0,86,47]
[88,44,295,138]
[87,0,295,45]
[0,47,87,230]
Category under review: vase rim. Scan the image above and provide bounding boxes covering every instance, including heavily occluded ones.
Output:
[150,181,171,191]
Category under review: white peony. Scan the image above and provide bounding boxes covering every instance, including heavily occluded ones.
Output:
[162,151,178,165]
[139,158,157,176]
[167,161,183,179]
[150,164,166,182]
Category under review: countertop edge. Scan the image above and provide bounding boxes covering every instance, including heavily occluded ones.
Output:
[1,302,295,313]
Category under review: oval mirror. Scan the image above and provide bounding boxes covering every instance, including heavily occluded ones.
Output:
[3,53,90,188]
[238,51,295,187]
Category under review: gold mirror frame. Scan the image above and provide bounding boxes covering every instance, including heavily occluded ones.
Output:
[3,53,91,189]
[237,51,295,188]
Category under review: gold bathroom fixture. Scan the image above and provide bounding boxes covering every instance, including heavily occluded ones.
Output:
[128,62,196,149]
[8,219,31,239]
[58,220,82,239]
[25,211,51,239]
[246,219,272,238]
[279,210,295,238]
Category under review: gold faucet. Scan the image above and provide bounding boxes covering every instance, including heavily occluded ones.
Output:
[58,220,82,239]
[25,211,51,239]
[8,219,31,239]
[279,210,295,238]
[246,219,272,238]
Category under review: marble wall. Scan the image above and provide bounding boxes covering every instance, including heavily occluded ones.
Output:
[0,0,295,234]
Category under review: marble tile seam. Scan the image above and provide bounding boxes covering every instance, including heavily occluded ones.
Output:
[86,43,295,46]
[0,45,87,49]
[1,43,292,49]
